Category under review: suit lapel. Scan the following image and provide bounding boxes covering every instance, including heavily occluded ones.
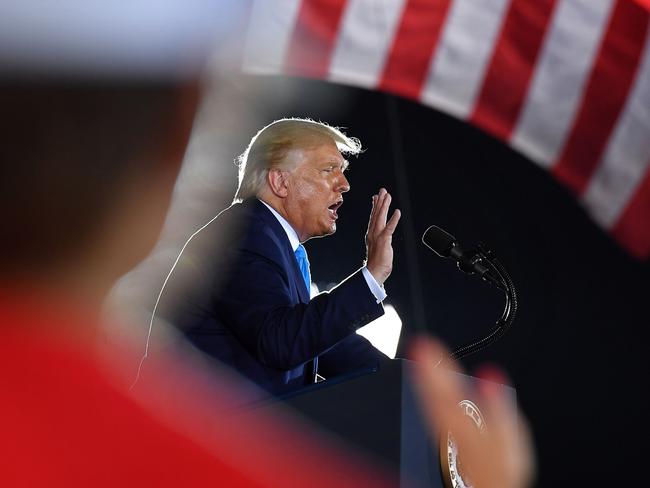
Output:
[252,200,311,304]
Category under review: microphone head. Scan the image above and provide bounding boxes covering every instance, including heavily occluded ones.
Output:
[422,225,457,258]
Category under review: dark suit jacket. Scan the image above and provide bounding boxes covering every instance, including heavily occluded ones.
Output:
[158,199,388,395]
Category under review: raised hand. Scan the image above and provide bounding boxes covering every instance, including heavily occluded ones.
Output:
[365,188,401,286]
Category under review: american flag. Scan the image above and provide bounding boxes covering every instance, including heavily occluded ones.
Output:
[241,0,650,260]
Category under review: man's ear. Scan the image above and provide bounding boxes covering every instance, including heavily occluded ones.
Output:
[267,168,290,198]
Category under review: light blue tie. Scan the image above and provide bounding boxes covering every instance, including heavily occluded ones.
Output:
[295,244,319,382]
[294,244,311,295]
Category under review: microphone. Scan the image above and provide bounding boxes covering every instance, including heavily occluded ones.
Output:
[421,225,517,360]
[422,225,503,289]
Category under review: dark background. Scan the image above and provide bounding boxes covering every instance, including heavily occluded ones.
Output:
[223,74,650,486]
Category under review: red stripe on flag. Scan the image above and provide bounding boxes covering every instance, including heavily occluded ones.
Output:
[470,0,558,140]
[611,162,650,259]
[552,0,649,195]
[378,0,452,100]
[284,0,348,78]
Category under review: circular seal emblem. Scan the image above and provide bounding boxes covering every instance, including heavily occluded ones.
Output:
[439,399,487,488]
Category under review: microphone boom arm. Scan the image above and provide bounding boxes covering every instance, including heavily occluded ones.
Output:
[447,244,518,361]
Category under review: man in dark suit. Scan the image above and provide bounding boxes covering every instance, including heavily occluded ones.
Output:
[156,118,401,395]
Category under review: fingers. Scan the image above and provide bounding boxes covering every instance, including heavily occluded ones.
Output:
[376,190,392,230]
[410,339,490,474]
[368,188,400,238]
[385,208,401,235]
[367,189,385,235]
[409,337,464,433]
[476,368,536,486]
[411,340,495,485]
[367,193,379,233]
[410,337,535,488]
[476,367,516,434]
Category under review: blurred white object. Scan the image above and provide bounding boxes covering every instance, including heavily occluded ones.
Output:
[0,0,246,78]
[356,304,402,359]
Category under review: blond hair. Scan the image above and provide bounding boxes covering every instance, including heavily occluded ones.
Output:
[233,118,361,203]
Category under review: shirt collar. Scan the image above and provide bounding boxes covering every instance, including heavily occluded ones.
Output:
[258,199,300,252]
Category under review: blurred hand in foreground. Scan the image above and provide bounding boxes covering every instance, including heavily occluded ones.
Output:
[410,337,535,488]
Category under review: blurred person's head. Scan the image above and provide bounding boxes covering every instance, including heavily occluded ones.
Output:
[0,0,242,306]
[0,82,198,303]
[235,118,361,242]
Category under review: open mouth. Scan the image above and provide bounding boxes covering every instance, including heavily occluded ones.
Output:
[328,200,343,219]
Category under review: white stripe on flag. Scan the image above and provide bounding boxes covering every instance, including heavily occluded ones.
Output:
[582,30,650,228]
[242,0,302,75]
[511,0,613,168]
[419,0,510,120]
[328,0,408,89]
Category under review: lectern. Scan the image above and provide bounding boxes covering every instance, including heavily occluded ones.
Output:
[258,359,516,488]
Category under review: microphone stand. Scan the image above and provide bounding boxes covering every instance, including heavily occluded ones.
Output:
[447,243,518,361]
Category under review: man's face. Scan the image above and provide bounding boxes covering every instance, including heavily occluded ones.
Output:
[283,138,350,242]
